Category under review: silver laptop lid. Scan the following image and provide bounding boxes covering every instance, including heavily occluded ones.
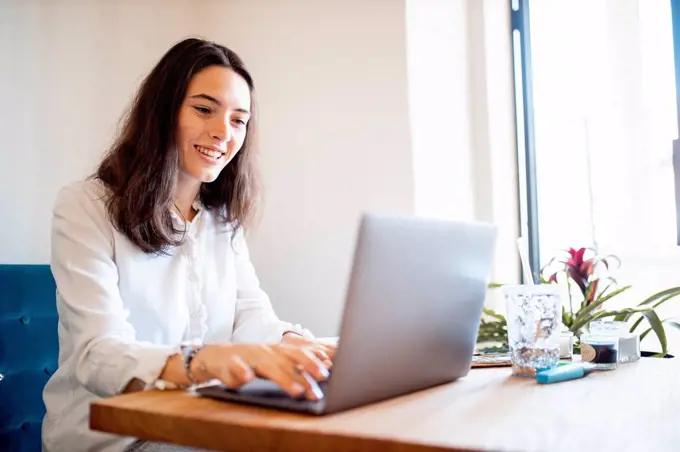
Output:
[323,213,497,413]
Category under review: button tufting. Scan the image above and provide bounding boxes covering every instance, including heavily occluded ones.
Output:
[21,422,28,432]
[20,316,30,325]
[44,367,53,376]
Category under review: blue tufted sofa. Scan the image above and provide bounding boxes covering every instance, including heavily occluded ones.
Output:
[0,265,58,452]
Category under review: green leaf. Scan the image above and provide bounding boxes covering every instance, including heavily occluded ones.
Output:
[614,311,632,322]
[635,318,679,341]
[567,277,575,319]
[487,282,504,289]
[629,315,644,333]
[641,310,668,356]
[584,281,597,309]
[651,293,680,309]
[639,327,653,341]
[598,254,621,271]
[618,289,680,323]
[666,320,680,332]
[562,305,573,328]
[541,255,566,272]
[574,285,632,324]
[593,277,618,300]
[637,287,680,306]
[570,306,654,334]
[482,307,506,322]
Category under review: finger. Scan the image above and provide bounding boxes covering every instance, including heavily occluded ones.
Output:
[323,344,337,359]
[303,342,335,365]
[250,357,308,399]
[286,363,324,401]
[228,355,255,387]
[309,347,333,368]
[303,341,336,359]
[319,343,337,361]
[281,346,330,382]
[245,346,311,399]
[267,347,325,401]
[215,354,254,389]
[297,368,325,401]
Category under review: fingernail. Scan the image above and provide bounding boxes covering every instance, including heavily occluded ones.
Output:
[324,359,333,368]
[320,366,330,378]
[291,383,305,395]
[311,383,324,400]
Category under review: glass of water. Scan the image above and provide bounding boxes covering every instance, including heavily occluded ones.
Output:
[503,284,562,377]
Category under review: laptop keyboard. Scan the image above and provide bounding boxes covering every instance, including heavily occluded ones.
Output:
[226,377,328,400]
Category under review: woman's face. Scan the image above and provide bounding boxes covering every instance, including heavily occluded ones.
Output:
[176,65,252,184]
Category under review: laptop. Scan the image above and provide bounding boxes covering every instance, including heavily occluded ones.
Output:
[197,212,497,415]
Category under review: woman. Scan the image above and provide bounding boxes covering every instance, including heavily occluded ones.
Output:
[42,38,334,452]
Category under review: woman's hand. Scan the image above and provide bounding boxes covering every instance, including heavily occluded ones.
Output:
[191,343,329,400]
[281,332,337,365]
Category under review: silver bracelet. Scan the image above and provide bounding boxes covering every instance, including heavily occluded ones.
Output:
[181,344,203,385]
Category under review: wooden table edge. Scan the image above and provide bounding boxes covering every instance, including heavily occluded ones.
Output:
[89,390,488,452]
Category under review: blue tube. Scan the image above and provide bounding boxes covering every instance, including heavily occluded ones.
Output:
[536,363,594,384]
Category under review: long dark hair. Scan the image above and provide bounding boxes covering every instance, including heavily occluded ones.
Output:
[95,38,260,254]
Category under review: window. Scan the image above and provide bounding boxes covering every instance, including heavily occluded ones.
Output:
[512,0,680,350]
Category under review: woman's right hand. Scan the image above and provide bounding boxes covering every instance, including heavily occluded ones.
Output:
[191,343,330,400]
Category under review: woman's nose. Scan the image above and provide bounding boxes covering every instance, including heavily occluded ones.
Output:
[210,120,232,142]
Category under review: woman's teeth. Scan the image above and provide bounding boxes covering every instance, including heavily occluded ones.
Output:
[195,145,223,159]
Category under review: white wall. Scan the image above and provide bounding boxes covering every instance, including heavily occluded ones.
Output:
[406,0,520,313]
[0,0,518,336]
[0,0,208,262]
[200,0,416,335]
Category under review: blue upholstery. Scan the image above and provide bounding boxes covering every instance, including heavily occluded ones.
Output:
[0,265,58,452]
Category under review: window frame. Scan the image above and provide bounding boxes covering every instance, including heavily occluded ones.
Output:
[510,0,540,282]
[512,0,680,270]
[671,0,680,245]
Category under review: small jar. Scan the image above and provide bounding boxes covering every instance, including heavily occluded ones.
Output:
[588,320,641,363]
[580,333,618,370]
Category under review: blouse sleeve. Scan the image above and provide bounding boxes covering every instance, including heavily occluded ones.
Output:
[50,183,179,397]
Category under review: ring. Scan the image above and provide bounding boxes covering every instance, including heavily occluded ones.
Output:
[294,364,305,374]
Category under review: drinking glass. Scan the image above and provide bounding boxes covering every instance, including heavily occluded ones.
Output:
[503,284,562,377]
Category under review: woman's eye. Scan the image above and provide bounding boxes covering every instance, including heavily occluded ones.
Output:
[193,106,211,114]
[233,118,247,126]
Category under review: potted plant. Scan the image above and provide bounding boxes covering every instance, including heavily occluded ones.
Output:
[478,247,680,357]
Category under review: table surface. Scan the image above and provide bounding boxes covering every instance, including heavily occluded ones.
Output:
[90,358,680,452]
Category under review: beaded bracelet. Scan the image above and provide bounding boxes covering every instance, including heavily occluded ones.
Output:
[181,344,203,385]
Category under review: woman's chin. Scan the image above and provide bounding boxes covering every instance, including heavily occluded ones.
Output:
[197,173,221,184]
[180,167,223,185]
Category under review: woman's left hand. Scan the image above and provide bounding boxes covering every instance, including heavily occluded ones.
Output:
[282,333,336,368]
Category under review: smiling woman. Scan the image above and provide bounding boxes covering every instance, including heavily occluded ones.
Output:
[42,38,335,452]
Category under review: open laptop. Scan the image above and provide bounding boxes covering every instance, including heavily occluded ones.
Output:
[197,212,497,415]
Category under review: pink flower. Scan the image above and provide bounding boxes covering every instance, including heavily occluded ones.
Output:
[566,247,595,300]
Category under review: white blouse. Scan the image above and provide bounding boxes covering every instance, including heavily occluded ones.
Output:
[42,179,304,452]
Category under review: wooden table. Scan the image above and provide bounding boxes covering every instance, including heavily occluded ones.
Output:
[90,358,680,452]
